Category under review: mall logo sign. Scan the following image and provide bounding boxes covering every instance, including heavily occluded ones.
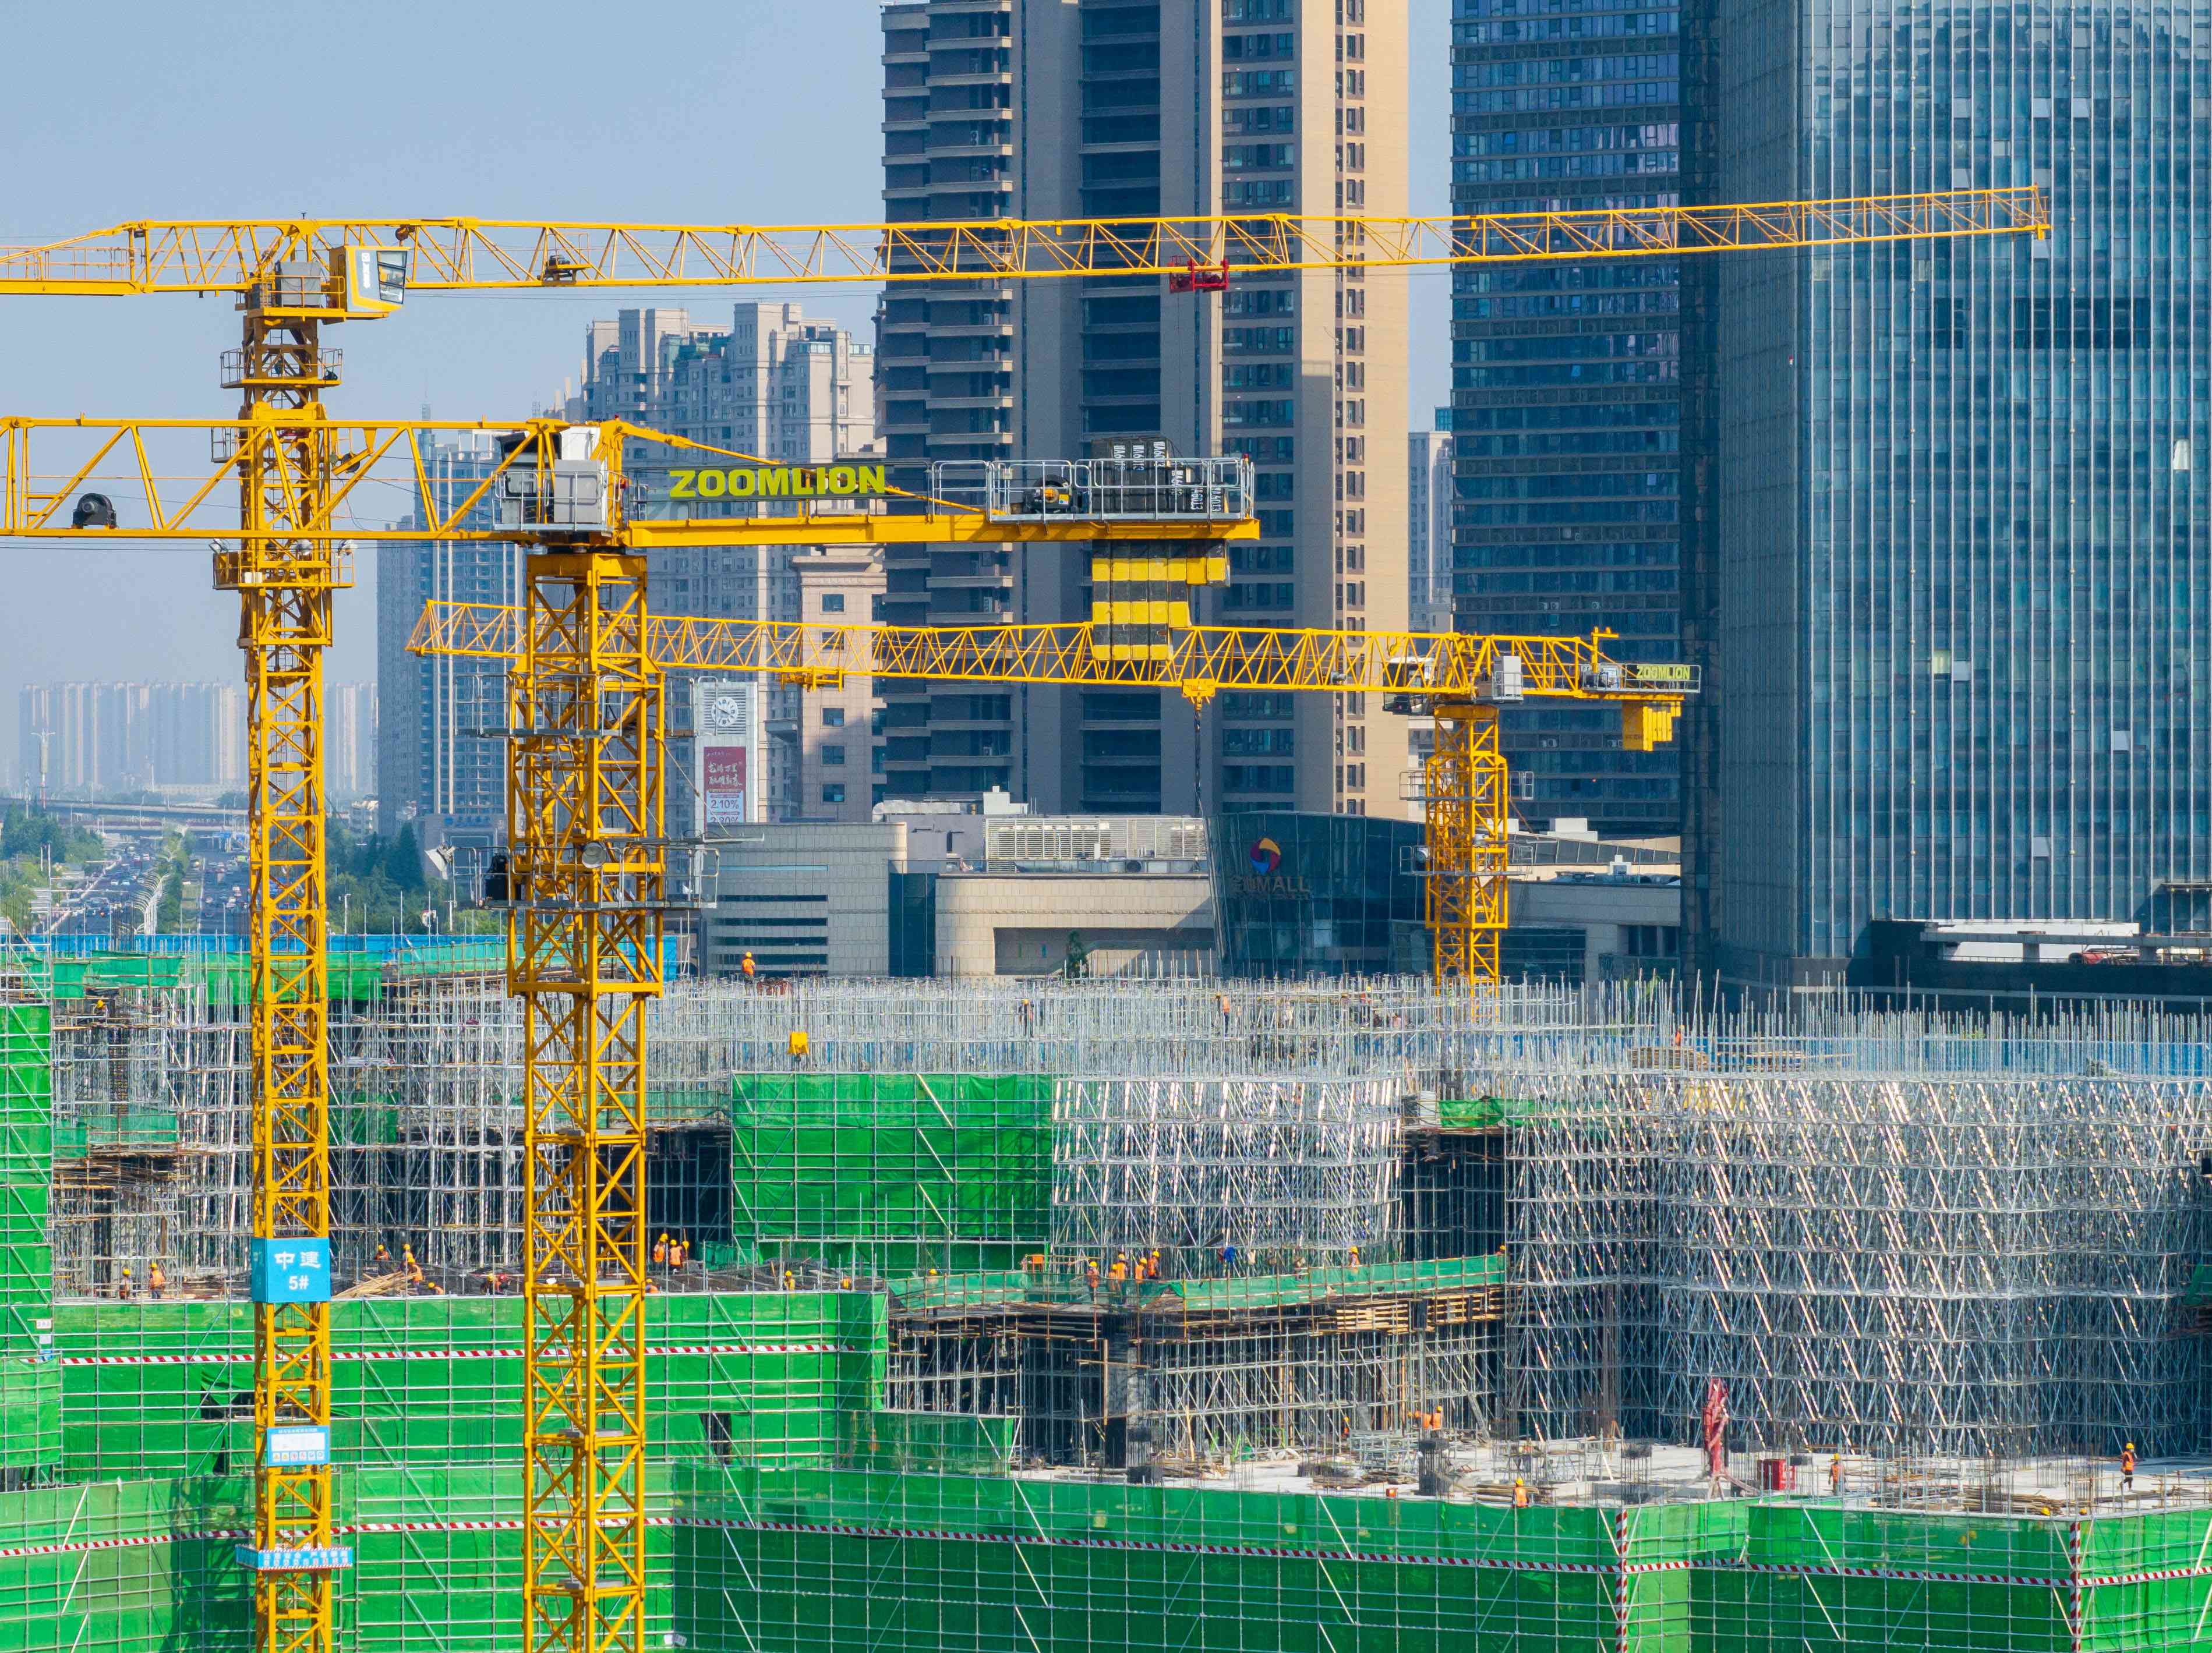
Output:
[1234,836,1310,898]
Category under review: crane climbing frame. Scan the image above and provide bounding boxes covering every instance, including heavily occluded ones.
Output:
[0,185,2049,1653]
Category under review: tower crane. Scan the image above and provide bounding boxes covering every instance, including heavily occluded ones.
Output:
[408,589,1694,981]
[0,186,2048,1653]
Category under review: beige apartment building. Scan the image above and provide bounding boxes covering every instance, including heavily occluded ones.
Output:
[790,548,886,823]
[879,0,1409,820]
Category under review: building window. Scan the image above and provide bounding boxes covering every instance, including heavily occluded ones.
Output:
[821,593,847,613]
[822,707,846,727]
[822,784,847,804]
[821,745,847,766]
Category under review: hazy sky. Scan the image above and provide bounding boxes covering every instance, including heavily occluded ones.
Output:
[0,0,1454,779]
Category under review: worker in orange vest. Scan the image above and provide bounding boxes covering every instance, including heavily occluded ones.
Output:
[653,1233,669,1270]
[2122,1442,2138,1491]
[1513,1478,1531,1509]
[147,1260,167,1300]
[741,951,756,982]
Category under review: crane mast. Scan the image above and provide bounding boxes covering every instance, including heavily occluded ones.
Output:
[218,262,356,1653]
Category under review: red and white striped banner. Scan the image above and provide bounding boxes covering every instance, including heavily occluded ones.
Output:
[59,1341,857,1369]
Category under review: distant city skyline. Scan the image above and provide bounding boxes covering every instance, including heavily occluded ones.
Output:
[13,680,373,800]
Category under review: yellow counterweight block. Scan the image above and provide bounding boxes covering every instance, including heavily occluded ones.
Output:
[1088,546,1229,664]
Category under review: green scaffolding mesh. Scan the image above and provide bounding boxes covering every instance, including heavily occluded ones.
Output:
[55,1292,886,1481]
[731,1074,1052,1277]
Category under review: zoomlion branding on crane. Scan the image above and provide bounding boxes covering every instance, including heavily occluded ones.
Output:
[666,464,891,501]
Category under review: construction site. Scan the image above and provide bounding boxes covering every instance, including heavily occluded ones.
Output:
[0,122,2146,1653]
[0,944,2209,1653]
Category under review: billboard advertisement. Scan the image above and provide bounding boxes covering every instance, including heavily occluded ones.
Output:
[702,745,749,828]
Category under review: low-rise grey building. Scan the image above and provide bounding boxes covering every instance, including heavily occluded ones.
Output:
[699,822,910,979]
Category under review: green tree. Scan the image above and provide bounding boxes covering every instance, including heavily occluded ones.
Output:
[384,824,427,892]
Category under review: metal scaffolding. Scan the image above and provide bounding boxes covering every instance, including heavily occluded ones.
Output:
[1493,1033,2212,1461]
[28,965,2212,1488]
[1049,1077,1402,1275]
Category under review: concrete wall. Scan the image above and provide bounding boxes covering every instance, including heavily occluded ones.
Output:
[934,872,1213,979]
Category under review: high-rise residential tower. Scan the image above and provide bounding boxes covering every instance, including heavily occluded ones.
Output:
[564,301,879,820]
[1448,0,1684,837]
[15,684,248,796]
[374,436,518,848]
[881,0,1410,818]
[1408,413,1454,635]
[1682,0,2212,986]
[324,684,377,804]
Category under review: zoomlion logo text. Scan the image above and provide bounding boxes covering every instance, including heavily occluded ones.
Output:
[667,464,891,502]
[1233,836,1308,898]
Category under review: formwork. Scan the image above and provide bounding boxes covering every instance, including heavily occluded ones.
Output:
[888,1256,1507,1465]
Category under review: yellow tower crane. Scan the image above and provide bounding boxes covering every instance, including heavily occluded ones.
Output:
[0,187,2048,1653]
[407,587,1694,976]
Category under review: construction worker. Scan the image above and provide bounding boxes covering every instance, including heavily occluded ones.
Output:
[404,1245,425,1291]
[1084,1257,1101,1300]
[116,1264,133,1301]
[147,1259,166,1300]
[1513,1478,1531,1510]
[653,1233,669,1270]
[373,1242,391,1270]
[1828,1455,1844,1497]
[1148,1248,1162,1283]
[1017,999,1036,1036]
[2122,1442,2137,1492]
[783,1269,796,1293]
[1218,992,1232,1031]
[1109,1252,1128,1287]
[741,951,757,982]
[1348,1245,1360,1270]
[1220,1235,1237,1273]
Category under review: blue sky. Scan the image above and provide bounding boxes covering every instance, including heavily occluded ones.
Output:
[0,0,1454,778]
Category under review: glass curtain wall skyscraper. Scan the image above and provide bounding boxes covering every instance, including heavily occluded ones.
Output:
[1683,0,2212,986]
[881,0,1411,820]
[1448,0,1685,838]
